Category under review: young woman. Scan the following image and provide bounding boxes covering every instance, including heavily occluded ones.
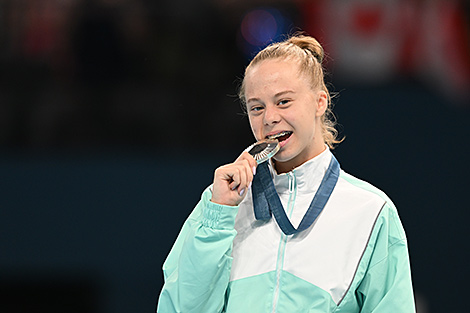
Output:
[156,35,415,313]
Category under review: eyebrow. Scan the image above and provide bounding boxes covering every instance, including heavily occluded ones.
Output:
[274,90,295,98]
[247,90,295,104]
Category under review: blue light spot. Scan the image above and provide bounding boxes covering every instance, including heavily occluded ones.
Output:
[238,7,293,59]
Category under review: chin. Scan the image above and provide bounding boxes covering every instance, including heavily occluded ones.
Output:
[272,151,295,164]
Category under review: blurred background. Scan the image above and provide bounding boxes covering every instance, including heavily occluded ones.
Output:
[0,0,469,312]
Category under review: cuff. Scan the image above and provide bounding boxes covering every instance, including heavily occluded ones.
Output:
[200,187,239,230]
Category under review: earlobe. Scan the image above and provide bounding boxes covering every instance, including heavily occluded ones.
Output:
[316,91,328,116]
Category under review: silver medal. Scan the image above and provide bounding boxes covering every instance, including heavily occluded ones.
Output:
[245,139,280,164]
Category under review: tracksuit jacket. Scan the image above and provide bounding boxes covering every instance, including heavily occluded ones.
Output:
[156,148,415,312]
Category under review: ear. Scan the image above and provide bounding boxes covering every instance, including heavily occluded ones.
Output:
[315,90,328,117]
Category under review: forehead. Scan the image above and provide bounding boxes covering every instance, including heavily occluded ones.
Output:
[244,59,307,97]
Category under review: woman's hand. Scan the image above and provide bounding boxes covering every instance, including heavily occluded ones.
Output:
[211,152,258,206]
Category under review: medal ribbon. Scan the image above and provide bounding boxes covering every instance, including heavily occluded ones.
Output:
[252,155,340,235]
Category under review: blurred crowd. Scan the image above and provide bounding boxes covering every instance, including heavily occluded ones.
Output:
[0,0,468,151]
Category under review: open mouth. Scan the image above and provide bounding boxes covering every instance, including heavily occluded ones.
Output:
[266,131,293,142]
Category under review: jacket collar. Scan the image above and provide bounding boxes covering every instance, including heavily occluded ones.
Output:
[269,146,333,195]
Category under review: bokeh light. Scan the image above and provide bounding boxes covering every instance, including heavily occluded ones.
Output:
[238,7,293,59]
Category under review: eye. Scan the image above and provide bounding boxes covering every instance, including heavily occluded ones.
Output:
[249,105,264,113]
[278,99,291,106]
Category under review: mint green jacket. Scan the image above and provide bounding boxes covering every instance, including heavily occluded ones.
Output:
[157,151,415,313]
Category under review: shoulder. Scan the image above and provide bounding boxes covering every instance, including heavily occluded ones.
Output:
[329,169,393,220]
[338,170,407,243]
[338,170,394,207]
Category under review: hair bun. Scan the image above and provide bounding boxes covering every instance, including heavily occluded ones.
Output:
[287,35,324,63]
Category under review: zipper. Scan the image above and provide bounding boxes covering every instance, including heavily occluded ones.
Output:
[271,171,297,313]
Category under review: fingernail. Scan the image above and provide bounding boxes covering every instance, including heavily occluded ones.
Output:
[231,185,237,191]
[248,182,252,190]
[253,166,257,176]
[239,188,245,196]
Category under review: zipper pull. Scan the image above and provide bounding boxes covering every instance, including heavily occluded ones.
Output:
[288,172,295,194]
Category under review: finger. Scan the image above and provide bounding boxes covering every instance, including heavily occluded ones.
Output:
[228,167,241,191]
[236,152,258,178]
[237,164,248,195]
[226,165,245,195]
[235,159,253,186]
[236,152,258,171]
[241,159,254,187]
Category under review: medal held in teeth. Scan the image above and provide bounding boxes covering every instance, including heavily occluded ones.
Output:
[246,139,280,164]
[245,131,291,164]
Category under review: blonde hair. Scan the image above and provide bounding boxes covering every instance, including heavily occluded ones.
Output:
[239,34,342,149]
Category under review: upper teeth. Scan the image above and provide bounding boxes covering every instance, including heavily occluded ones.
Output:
[267,131,291,140]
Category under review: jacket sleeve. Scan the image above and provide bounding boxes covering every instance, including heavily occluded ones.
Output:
[356,203,416,313]
[156,187,239,313]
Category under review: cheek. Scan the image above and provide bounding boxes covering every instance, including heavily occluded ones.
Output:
[249,116,261,138]
[292,114,315,137]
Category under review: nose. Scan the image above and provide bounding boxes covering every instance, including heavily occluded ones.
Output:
[263,106,281,126]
